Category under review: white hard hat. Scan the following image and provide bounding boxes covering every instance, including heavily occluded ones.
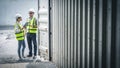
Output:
[29,8,35,13]
[15,13,22,19]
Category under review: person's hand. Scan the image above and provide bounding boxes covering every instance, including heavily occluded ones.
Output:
[23,27,26,29]
[21,28,24,30]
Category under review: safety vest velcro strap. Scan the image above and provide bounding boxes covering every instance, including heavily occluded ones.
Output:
[17,37,24,40]
[16,36,24,38]
[28,29,37,30]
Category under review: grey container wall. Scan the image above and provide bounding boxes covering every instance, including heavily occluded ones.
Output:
[51,0,120,68]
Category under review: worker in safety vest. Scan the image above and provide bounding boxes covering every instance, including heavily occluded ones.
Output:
[14,13,26,60]
[24,8,37,59]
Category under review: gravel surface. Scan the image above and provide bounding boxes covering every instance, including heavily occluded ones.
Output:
[0,30,57,68]
[0,30,29,63]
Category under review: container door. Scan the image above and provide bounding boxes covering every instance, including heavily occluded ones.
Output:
[38,0,49,60]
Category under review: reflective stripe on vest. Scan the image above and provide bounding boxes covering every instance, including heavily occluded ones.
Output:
[14,23,24,40]
[27,17,37,33]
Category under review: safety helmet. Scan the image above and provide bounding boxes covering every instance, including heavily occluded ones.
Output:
[29,8,35,13]
[15,13,22,19]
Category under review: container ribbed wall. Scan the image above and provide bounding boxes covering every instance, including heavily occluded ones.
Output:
[51,0,120,68]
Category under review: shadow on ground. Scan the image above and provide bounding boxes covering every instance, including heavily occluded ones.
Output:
[26,62,57,68]
[0,56,38,64]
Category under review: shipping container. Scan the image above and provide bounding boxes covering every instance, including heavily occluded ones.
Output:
[47,0,120,68]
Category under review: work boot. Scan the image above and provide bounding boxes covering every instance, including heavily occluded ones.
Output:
[33,56,37,59]
[23,56,26,58]
[27,55,32,57]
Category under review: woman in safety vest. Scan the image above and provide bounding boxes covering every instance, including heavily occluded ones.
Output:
[14,14,26,60]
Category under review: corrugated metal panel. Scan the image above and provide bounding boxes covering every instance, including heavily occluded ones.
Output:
[51,0,120,68]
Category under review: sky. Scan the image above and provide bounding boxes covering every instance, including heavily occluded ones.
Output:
[0,0,37,26]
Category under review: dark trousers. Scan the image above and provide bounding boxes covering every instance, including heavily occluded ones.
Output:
[27,33,37,56]
[18,40,26,58]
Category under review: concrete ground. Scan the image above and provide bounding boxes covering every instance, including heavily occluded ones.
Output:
[0,30,57,68]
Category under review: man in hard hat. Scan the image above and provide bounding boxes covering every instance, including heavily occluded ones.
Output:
[14,13,26,60]
[24,8,37,59]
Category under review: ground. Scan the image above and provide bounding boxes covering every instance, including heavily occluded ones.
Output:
[0,30,57,68]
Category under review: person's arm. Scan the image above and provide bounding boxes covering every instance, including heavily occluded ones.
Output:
[23,22,28,35]
[33,18,37,28]
[23,22,28,29]
[15,25,20,33]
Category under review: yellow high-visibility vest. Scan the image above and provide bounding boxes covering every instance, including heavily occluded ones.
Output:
[14,23,24,40]
[27,17,37,33]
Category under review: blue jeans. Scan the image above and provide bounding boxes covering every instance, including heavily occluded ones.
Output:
[18,40,26,58]
[27,33,37,56]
